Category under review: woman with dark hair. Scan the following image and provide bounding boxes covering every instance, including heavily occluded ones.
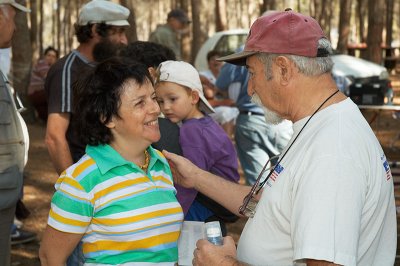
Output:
[39,57,183,265]
[27,46,58,121]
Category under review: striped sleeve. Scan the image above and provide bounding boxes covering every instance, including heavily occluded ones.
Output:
[48,174,93,234]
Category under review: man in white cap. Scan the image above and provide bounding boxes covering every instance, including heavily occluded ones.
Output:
[163,9,396,266]
[45,0,129,176]
[0,1,30,264]
[44,1,129,265]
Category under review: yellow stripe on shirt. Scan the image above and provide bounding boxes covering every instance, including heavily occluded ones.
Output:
[83,231,180,253]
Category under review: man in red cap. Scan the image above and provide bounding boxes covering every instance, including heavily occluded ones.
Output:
[163,9,396,266]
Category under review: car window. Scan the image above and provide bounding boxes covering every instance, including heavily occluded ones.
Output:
[213,34,248,56]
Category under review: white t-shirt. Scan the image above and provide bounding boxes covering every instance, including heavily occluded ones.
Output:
[237,98,396,266]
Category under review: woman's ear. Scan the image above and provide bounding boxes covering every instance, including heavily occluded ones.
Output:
[103,116,115,129]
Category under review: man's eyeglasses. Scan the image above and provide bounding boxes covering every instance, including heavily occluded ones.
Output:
[239,155,280,218]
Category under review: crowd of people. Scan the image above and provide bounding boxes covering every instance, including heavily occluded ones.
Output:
[1,0,397,265]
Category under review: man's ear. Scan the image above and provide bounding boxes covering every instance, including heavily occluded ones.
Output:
[274,56,293,84]
[91,24,100,39]
[0,8,5,26]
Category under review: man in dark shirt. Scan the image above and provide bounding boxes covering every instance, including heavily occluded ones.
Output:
[45,0,130,175]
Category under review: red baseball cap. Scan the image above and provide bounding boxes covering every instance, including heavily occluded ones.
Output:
[218,9,328,65]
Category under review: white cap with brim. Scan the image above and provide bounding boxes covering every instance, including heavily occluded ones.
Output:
[78,0,130,26]
[157,60,215,115]
[0,0,30,12]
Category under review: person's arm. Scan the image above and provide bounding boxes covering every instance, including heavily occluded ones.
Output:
[215,63,235,92]
[39,225,83,266]
[163,150,250,216]
[45,113,73,174]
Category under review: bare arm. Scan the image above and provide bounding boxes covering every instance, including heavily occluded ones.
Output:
[45,113,73,175]
[39,226,83,266]
[163,150,250,216]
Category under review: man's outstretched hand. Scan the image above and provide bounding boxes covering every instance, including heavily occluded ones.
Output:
[162,150,199,189]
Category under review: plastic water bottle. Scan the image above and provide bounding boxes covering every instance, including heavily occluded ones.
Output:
[205,221,223,246]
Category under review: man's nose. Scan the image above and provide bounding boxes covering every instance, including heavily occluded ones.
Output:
[247,79,254,96]
[120,34,128,45]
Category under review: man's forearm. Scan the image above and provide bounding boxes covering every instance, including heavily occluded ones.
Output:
[45,135,73,175]
[46,113,73,175]
[193,168,251,216]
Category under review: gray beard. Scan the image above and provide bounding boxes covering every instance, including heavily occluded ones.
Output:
[251,94,283,125]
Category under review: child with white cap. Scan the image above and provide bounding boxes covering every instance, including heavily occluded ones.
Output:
[155,61,240,232]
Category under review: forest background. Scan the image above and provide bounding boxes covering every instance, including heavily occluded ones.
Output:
[5,0,400,120]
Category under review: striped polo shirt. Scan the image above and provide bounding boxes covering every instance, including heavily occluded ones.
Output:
[48,144,183,265]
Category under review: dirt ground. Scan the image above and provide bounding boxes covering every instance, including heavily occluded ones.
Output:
[10,76,400,265]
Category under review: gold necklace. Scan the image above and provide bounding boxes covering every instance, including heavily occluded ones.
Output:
[139,150,150,171]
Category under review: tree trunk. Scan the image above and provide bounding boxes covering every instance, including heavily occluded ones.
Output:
[337,0,352,53]
[309,0,315,18]
[62,2,68,55]
[66,0,74,53]
[322,0,333,41]
[366,0,385,63]
[179,0,191,62]
[56,0,61,52]
[357,0,368,43]
[215,0,227,31]
[120,0,138,42]
[51,2,56,48]
[29,0,38,60]
[190,0,201,64]
[38,0,43,56]
[11,0,32,98]
[386,0,394,49]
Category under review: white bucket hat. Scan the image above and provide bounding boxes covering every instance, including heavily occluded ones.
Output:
[78,0,130,26]
[157,60,215,114]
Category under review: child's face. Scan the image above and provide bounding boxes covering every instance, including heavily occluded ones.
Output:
[155,81,198,123]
